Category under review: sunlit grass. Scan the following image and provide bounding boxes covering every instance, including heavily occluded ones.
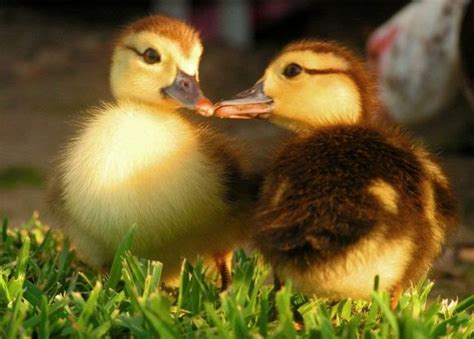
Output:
[0,215,473,338]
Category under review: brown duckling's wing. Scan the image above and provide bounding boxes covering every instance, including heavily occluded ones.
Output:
[253,124,429,271]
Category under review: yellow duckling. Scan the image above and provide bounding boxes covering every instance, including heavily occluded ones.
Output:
[49,15,251,288]
[214,40,458,306]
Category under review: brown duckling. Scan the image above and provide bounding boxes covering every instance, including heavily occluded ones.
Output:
[48,15,253,288]
[214,40,458,307]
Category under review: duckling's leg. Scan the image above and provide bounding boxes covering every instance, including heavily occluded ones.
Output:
[274,274,283,291]
[214,252,232,291]
[390,284,403,310]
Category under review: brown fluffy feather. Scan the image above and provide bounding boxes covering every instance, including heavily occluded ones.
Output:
[254,123,457,291]
[116,15,200,57]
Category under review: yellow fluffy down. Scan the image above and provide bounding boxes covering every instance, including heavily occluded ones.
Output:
[367,179,399,214]
[59,101,242,283]
[277,231,414,299]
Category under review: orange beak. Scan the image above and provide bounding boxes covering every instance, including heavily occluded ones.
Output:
[162,70,214,116]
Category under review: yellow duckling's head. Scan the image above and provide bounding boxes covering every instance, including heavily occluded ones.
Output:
[111,15,213,115]
[215,40,378,131]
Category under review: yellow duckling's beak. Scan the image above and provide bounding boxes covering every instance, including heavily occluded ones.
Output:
[214,81,274,119]
[163,70,214,116]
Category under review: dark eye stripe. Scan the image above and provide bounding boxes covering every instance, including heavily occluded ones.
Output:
[303,68,350,75]
[125,46,142,56]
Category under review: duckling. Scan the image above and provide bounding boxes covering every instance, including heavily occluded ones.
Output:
[214,40,458,307]
[48,15,251,288]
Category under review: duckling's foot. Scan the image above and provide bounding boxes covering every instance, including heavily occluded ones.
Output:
[293,320,304,332]
[390,284,403,310]
[293,308,305,331]
[214,254,232,292]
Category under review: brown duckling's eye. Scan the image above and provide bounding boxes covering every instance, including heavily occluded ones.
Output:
[143,48,161,64]
[283,63,303,78]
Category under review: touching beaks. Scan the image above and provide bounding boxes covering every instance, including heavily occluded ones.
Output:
[213,81,274,119]
[163,70,214,117]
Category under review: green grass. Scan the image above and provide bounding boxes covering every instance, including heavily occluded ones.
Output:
[0,215,473,338]
[0,167,44,189]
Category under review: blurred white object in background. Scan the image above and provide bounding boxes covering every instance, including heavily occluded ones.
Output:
[368,0,471,124]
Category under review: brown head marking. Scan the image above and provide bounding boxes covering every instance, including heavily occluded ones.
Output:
[116,15,201,58]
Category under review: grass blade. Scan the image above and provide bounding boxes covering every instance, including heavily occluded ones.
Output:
[371,292,399,337]
[105,225,136,290]
[14,236,30,279]
[38,295,50,339]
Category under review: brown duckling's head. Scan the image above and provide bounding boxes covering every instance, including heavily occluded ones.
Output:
[215,40,379,131]
[110,15,213,116]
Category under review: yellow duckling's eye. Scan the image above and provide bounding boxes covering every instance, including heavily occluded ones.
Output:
[143,48,161,64]
[283,63,303,78]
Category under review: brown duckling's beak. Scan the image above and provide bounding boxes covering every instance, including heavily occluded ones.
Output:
[163,70,214,117]
[214,81,274,119]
